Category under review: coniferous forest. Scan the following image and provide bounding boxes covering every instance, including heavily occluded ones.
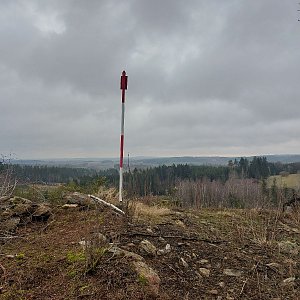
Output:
[4,157,299,203]
[123,157,300,197]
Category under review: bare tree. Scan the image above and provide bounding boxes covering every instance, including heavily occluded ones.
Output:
[0,155,17,200]
[175,177,282,210]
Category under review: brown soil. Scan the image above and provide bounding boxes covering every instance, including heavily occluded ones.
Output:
[0,205,299,300]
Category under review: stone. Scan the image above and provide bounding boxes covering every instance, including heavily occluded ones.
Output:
[208,289,218,295]
[218,282,225,288]
[32,205,51,221]
[133,260,161,297]
[107,246,160,297]
[0,195,10,203]
[0,197,53,229]
[79,240,89,249]
[1,197,34,220]
[62,204,79,208]
[108,246,144,262]
[139,240,157,256]
[64,192,92,206]
[177,242,185,247]
[278,241,299,255]
[12,203,34,216]
[223,268,243,277]
[158,236,166,243]
[0,209,14,219]
[199,268,210,277]
[0,217,20,232]
[79,233,108,250]
[157,244,171,256]
[165,243,171,253]
[9,196,32,205]
[200,259,209,264]
[146,227,153,234]
[174,220,185,227]
[156,249,164,256]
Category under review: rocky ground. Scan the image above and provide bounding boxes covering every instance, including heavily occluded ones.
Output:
[0,193,299,299]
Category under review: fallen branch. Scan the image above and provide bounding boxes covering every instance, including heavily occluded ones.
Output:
[0,230,23,242]
[122,232,226,244]
[162,261,183,278]
[40,220,55,233]
[0,235,20,240]
[239,278,248,296]
[88,195,125,215]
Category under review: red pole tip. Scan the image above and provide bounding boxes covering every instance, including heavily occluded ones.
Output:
[120,71,128,90]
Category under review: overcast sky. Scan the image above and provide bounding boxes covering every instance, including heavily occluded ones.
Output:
[0,0,299,159]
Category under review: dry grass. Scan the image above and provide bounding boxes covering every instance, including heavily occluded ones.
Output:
[133,202,172,223]
[216,210,237,217]
[289,210,300,225]
[96,186,119,204]
[229,209,285,248]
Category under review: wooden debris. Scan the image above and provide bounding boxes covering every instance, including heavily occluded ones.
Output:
[88,194,125,215]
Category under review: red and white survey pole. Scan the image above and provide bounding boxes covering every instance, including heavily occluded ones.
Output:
[119,70,128,202]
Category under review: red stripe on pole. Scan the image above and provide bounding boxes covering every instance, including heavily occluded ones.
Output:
[122,89,125,103]
[120,134,124,168]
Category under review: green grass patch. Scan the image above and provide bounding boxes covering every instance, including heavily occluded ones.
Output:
[66,251,86,263]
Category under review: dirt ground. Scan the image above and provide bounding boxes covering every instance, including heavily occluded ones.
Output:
[0,203,299,300]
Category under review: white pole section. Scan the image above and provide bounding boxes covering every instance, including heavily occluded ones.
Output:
[119,70,127,202]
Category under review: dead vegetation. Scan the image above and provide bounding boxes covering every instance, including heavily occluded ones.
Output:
[0,158,17,200]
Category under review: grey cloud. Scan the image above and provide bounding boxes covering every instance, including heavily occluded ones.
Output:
[0,0,299,158]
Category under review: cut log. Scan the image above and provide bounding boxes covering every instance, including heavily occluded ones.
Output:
[88,195,125,215]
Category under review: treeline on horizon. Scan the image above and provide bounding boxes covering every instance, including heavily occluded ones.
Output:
[124,157,300,197]
[0,163,117,185]
[1,157,300,196]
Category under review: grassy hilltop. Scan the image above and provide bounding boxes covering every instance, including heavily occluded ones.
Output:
[0,191,299,299]
[267,174,300,190]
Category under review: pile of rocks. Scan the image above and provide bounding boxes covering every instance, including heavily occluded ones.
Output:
[0,196,52,232]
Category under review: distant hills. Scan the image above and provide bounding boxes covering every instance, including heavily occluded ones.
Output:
[13,154,300,170]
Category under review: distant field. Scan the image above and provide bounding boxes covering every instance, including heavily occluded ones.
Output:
[267,173,300,190]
